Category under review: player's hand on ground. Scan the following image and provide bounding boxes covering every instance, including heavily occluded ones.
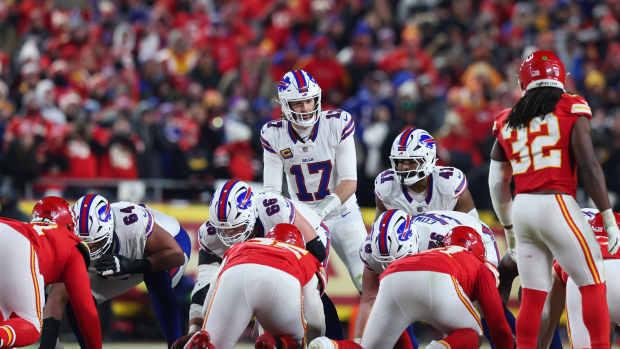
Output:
[183,330,214,349]
[607,224,620,255]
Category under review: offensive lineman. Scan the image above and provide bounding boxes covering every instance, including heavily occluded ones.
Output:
[489,49,619,348]
[41,194,191,348]
[173,180,328,348]
[261,69,366,293]
[354,209,500,342]
[374,128,477,218]
[309,226,513,349]
[0,196,101,348]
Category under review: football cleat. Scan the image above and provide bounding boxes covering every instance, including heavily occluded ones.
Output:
[255,333,299,349]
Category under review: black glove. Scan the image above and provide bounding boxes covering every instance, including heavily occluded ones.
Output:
[95,254,151,277]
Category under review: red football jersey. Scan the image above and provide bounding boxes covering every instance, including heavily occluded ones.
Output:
[492,94,592,197]
[383,247,513,349]
[0,218,102,349]
[221,238,321,286]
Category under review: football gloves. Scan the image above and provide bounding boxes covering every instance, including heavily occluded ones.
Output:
[95,254,151,277]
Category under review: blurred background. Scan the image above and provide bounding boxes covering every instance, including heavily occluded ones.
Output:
[2,0,620,346]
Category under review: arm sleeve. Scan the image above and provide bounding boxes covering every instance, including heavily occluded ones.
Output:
[476,267,514,349]
[62,249,102,349]
[488,159,513,227]
[335,131,357,181]
[263,151,283,194]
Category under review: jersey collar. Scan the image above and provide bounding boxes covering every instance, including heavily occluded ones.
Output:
[401,175,433,204]
[287,119,320,143]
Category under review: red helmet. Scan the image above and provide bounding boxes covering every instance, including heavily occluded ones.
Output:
[265,223,305,248]
[31,196,74,232]
[443,226,485,260]
[518,50,566,92]
[588,211,620,238]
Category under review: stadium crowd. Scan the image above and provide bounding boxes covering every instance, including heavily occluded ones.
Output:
[0,0,620,208]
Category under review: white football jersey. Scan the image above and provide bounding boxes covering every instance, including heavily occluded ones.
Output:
[198,192,329,258]
[360,210,499,273]
[374,166,468,214]
[89,202,182,302]
[260,109,357,213]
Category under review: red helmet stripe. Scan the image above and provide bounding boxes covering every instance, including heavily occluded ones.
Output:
[79,194,97,236]
[217,180,238,222]
[379,210,397,255]
[398,128,415,148]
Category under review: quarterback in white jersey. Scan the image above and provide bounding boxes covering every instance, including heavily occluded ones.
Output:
[41,194,191,348]
[184,180,329,337]
[261,69,366,291]
[354,209,499,339]
[375,128,477,218]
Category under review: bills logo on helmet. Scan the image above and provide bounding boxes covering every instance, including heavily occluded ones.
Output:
[420,134,435,149]
[397,216,413,241]
[278,76,291,92]
[98,203,111,222]
[236,187,253,210]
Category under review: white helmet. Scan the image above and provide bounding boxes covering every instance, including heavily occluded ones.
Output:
[389,128,437,185]
[71,194,114,260]
[370,209,418,271]
[209,180,256,246]
[278,69,322,128]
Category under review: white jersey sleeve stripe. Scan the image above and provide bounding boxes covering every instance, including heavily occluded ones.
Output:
[260,136,277,154]
[288,200,296,223]
[145,211,154,237]
[454,176,468,196]
[340,122,355,142]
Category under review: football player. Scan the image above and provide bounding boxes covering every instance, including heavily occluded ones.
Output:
[174,180,329,348]
[183,224,325,349]
[261,69,366,293]
[0,196,101,348]
[309,226,513,349]
[40,194,191,348]
[374,128,477,218]
[539,209,620,348]
[355,209,499,343]
[489,50,618,348]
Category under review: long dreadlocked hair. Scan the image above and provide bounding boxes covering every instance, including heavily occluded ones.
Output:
[507,87,564,129]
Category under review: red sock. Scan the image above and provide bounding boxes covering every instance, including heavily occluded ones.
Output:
[394,330,415,349]
[516,288,547,349]
[0,318,40,347]
[579,283,610,349]
[441,329,479,349]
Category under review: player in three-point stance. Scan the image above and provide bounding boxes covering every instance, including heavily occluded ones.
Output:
[173,180,329,348]
[40,194,191,348]
[183,224,325,349]
[0,196,101,348]
[489,49,619,349]
[309,222,513,348]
